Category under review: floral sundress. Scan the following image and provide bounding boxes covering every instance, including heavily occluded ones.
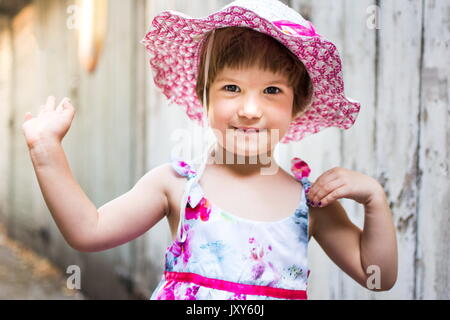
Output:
[150,152,313,300]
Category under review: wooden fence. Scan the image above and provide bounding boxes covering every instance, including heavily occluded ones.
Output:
[0,0,448,299]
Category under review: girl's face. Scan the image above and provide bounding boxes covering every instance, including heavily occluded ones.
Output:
[208,65,295,159]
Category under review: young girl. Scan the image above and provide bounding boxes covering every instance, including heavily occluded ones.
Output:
[22,0,397,300]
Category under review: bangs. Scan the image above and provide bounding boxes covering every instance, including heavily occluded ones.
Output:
[196,26,312,115]
[212,27,303,88]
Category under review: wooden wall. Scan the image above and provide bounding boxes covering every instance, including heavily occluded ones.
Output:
[0,0,448,299]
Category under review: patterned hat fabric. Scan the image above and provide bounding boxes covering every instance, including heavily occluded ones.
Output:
[141,0,361,143]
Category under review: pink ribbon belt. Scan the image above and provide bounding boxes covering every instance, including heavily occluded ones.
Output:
[164,271,308,300]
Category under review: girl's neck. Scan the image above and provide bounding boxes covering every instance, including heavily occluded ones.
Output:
[208,143,279,177]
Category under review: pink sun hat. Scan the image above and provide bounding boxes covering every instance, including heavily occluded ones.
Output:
[140,0,361,143]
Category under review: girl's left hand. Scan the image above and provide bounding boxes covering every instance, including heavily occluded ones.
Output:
[306,167,383,208]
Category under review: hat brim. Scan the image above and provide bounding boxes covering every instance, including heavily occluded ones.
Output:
[141,5,361,143]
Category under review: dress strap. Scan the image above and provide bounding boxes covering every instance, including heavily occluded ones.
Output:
[170,140,215,180]
[170,156,198,243]
[170,156,197,180]
[170,142,216,243]
[290,157,312,202]
[291,157,312,244]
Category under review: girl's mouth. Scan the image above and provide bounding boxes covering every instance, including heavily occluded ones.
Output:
[230,126,267,134]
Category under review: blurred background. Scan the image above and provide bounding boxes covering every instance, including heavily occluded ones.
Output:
[0,0,448,299]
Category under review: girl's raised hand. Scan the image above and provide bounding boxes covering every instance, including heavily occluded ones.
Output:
[22,96,75,149]
[306,167,384,208]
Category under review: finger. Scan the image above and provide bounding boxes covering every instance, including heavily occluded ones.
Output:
[24,112,33,121]
[307,178,345,207]
[307,177,341,205]
[56,97,70,112]
[63,99,74,114]
[308,167,342,196]
[62,100,75,120]
[313,184,350,208]
[46,95,56,111]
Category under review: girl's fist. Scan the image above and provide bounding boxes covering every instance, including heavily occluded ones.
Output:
[306,167,384,208]
[22,96,75,149]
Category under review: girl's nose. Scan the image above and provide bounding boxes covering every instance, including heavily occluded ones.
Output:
[237,95,263,119]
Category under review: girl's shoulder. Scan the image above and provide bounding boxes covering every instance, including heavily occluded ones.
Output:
[159,159,194,192]
[152,161,189,218]
[143,162,180,197]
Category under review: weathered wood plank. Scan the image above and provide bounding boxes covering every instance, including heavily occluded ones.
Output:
[129,0,151,298]
[416,0,450,300]
[9,4,40,246]
[375,0,424,299]
[0,0,30,15]
[70,0,138,298]
[0,14,12,225]
[338,0,378,300]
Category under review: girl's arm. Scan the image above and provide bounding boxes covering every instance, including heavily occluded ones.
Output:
[23,96,169,252]
[28,139,99,250]
[307,168,398,291]
[359,187,398,290]
[29,140,170,252]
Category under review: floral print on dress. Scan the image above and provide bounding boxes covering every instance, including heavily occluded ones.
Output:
[157,281,200,300]
[266,261,282,287]
[185,284,201,300]
[247,237,280,283]
[200,240,228,263]
[151,156,312,300]
[228,293,247,300]
[156,281,178,300]
[286,264,304,280]
[186,196,212,221]
[166,223,193,268]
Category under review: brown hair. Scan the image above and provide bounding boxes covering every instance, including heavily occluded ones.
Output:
[195,26,313,118]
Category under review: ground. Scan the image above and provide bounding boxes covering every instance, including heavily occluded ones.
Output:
[0,223,86,300]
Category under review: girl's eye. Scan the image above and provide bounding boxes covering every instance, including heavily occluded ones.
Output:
[223,85,240,92]
[264,86,281,94]
[222,85,281,94]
